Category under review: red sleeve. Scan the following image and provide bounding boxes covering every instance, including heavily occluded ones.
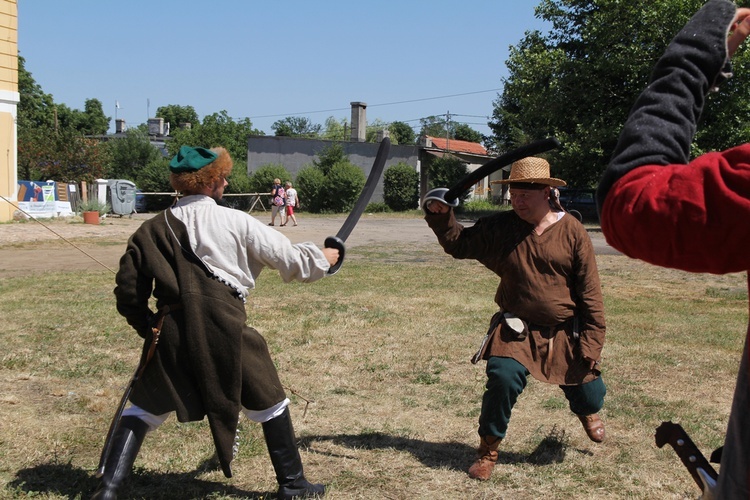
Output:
[601,144,750,274]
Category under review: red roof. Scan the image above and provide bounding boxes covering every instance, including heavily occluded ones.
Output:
[427,136,488,156]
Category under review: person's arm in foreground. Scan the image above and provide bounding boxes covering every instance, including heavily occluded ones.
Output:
[596,0,750,274]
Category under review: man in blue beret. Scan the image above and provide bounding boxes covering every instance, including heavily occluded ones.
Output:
[92,146,337,499]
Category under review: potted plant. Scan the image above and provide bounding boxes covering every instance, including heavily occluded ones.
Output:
[78,198,111,224]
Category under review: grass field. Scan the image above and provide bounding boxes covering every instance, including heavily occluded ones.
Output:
[0,220,747,499]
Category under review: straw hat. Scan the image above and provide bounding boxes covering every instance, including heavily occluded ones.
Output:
[493,157,566,187]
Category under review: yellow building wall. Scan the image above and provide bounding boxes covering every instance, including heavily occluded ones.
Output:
[0,0,18,222]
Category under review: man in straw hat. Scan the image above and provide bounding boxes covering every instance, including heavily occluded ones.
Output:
[424,156,607,481]
[92,146,336,499]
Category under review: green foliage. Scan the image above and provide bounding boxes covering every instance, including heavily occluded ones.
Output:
[18,127,111,183]
[454,123,483,144]
[457,198,505,217]
[388,121,416,145]
[322,116,348,141]
[419,115,450,138]
[77,197,110,215]
[365,119,390,142]
[383,162,419,211]
[365,202,391,213]
[297,143,366,213]
[489,0,750,187]
[312,143,346,175]
[156,104,199,129]
[323,161,366,213]
[104,128,163,180]
[272,116,322,138]
[134,157,172,193]
[168,110,262,164]
[295,166,326,213]
[17,55,55,129]
[54,99,109,135]
[226,165,252,194]
[248,164,292,194]
[426,156,470,203]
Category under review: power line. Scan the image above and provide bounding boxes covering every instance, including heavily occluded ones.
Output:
[248,88,502,121]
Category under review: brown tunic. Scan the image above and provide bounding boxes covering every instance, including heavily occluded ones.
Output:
[426,209,605,385]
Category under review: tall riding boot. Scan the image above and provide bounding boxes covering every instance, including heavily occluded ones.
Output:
[261,408,325,499]
[467,435,502,481]
[91,416,149,500]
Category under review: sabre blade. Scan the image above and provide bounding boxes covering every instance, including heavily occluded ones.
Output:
[325,137,391,274]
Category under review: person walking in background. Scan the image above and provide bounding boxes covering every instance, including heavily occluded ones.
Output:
[597,1,750,496]
[282,181,299,227]
[424,157,607,481]
[269,178,286,226]
[92,146,337,499]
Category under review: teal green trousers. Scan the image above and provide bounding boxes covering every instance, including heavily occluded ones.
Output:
[478,356,606,438]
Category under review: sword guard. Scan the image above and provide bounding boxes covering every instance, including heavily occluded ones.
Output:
[422,187,459,211]
[324,236,345,275]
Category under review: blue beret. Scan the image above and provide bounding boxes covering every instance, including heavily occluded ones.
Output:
[169,146,218,173]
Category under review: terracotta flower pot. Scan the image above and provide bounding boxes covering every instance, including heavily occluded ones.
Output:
[83,211,100,225]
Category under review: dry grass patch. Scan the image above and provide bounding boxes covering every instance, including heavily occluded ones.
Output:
[0,236,746,499]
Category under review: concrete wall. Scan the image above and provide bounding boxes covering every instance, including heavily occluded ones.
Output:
[0,0,17,222]
[247,136,419,202]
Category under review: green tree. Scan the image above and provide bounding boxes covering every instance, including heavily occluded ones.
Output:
[388,121,416,145]
[168,111,265,197]
[383,162,419,211]
[168,110,262,164]
[454,123,483,144]
[17,55,55,129]
[298,143,365,213]
[426,156,470,203]
[365,119,390,142]
[104,128,163,180]
[489,0,750,187]
[156,104,199,130]
[81,98,110,135]
[39,129,111,183]
[272,116,322,138]
[419,115,451,138]
[321,116,349,141]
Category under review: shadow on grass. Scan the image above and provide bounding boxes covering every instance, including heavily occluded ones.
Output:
[304,428,573,471]
[7,459,268,499]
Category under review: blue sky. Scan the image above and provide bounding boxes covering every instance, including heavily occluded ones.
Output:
[18,1,548,137]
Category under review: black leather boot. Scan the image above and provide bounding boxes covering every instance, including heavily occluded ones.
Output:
[91,416,149,500]
[262,408,325,499]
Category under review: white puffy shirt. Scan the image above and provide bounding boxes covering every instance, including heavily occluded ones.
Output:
[170,195,330,298]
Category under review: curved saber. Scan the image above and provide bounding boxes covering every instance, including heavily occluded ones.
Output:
[426,137,561,207]
[325,137,391,274]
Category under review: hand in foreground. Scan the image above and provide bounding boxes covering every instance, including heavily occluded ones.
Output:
[323,247,339,267]
[586,357,601,371]
[729,8,750,57]
[424,199,450,214]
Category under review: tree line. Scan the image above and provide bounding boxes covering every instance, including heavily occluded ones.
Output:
[20,0,749,207]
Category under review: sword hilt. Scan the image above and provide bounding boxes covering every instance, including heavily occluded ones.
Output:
[324,236,345,275]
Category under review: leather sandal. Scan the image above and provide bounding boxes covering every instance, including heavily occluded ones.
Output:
[577,413,605,443]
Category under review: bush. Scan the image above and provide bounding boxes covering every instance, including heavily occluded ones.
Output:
[226,165,252,194]
[321,161,366,213]
[296,166,326,213]
[365,202,391,213]
[248,164,291,194]
[383,162,419,211]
